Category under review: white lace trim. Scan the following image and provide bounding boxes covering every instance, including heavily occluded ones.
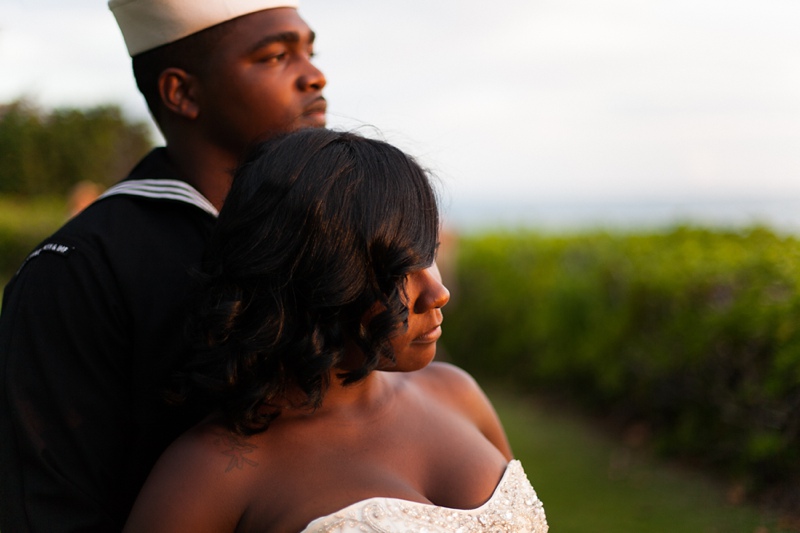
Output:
[302,460,548,533]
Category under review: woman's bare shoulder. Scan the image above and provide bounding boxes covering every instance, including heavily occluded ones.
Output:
[124,421,263,532]
[411,362,514,460]
[409,362,494,422]
[159,421,266,484]
[413,361,483,399]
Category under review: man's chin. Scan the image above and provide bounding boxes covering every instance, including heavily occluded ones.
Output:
[300,114,326,129]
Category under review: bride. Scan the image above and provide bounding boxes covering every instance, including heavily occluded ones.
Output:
[123,129,548,533]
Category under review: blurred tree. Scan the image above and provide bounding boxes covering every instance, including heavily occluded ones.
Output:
[0,99,153,196]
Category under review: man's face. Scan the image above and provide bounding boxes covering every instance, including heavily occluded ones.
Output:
[196,8,326,154]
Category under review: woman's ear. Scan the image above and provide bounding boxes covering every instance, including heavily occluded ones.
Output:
[158,67,199,120]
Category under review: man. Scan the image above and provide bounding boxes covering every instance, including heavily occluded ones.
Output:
[0,1,326,531]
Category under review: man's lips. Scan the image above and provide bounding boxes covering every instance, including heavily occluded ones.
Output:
[303,98,327,117]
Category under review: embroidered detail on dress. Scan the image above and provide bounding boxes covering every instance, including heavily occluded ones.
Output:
[302,460,548,533]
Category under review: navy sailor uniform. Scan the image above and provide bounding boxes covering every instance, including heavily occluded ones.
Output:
[0,148,217,532]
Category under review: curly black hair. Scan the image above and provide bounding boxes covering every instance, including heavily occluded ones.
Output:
[184,129,440,434]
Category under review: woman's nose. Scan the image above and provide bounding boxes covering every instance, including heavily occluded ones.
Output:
[413,265,450,313]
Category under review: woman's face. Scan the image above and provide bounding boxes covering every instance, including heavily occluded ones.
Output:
[384,263,450,372]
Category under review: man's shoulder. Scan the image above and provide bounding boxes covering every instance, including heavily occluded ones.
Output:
[26,192,210,263]
[6,183,215,301]
[62,147,216,244]
[69,186,214,239]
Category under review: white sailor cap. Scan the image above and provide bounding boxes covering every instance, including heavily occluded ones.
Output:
[109,0,300,56]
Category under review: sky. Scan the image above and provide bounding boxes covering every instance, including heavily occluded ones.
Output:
[2,0,800,229]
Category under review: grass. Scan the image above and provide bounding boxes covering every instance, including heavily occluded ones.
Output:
[0,195,66,302]
[489,387,796,533]
[0,194,66,235]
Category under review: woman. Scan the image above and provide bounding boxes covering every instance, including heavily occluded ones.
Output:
[124,129,548,532]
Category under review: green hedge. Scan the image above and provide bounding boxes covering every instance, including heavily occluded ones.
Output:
[0,196,66,283]
[0,100,152,196]
[444,226,800,498]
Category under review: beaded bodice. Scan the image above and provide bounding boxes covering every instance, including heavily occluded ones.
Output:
[301,460,548,532]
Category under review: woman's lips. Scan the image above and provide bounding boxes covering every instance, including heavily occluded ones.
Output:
[413,324,442,344]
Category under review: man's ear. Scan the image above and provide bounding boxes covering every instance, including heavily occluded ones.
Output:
[158,67,200,120]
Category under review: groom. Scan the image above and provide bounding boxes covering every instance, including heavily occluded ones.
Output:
[0,1,326,531]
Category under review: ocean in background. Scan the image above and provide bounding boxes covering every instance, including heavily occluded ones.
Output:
[443,196,800,235]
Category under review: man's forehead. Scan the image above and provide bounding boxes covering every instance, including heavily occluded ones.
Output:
[220,9,314,55]
[245,28,316,52]
[109,0,300,56]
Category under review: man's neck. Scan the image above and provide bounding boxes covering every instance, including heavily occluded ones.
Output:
[164,142,237,211]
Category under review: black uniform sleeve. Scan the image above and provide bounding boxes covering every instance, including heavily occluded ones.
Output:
[0,238,133,533]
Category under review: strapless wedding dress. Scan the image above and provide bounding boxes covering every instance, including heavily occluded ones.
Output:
[301,460,548,532]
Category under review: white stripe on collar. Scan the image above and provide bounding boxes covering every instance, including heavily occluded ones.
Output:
[98,179,219,217]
